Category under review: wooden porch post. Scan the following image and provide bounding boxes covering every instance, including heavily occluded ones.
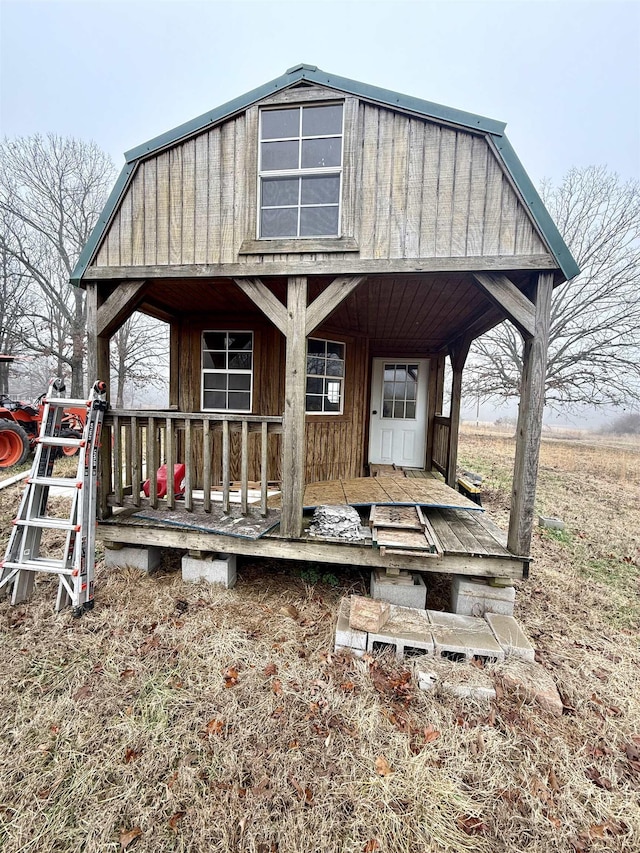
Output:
[85,282,110,397]
[507,272,553,556]
[446,337,471,488]
[281,276,308,538]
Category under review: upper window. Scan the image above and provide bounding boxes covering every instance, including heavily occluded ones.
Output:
[259,104,343,239]
[306,338,345,414]
[202,331,253,412]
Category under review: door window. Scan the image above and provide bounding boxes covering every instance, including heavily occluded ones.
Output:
[382,363,418,419]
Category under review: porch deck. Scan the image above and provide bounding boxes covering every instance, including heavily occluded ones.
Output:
[99,473,526,580]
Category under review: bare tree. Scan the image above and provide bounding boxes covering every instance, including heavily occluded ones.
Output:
[110,313,169,408]
[0,231,32,394]
[467,167,640,409]
[0,134,115,395]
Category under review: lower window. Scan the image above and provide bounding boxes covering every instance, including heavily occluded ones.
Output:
[306,338,345,414]
[202,331,253,412]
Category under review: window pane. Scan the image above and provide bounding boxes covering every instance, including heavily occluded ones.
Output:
[228,332,252,351]
[300,205,339,236]
[228,352,252,370]
[306,395,323,412]
[394,401,405,418]
[395,367,407,382]
[203,332,226,350]
[228,392,251,411]
[383,381,394,400]
[406,379,417,401]
[326,356,344,377]
[302,104,343,137]
[261,140,299,171]
[262,176,299,207]
[229,374,251,391]
[203,352,226,369]
[384,367,395,382]
[394,382,406,399]
[301,137,341,169]
[325,380,341,404]
[261,108,299,139]
[307,339,326,355]
[306,377,323,394]
[204,390,226,409]
[405,401,416,419]
[382,401,392,418]
[301,175,340,205]
[261,207,298,237]
[203,373,226,390]
[326,341,344,359]
[307,356,325,375]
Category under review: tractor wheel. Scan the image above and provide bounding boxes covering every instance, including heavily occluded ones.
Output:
[0,421,31,469]
[60,428,82,458]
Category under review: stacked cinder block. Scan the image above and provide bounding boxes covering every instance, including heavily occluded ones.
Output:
[450,576,515,617]
[333,595,535,663]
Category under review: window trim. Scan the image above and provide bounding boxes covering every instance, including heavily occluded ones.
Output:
[257,102,345,240]
[201,330,254,413]
[305,337,346,416]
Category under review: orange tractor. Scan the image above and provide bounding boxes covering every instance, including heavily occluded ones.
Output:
[0,381,86,469]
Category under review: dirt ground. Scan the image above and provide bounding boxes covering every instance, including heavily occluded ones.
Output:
[0,429,638,853]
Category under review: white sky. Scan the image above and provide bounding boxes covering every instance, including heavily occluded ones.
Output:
[1,0,639,185]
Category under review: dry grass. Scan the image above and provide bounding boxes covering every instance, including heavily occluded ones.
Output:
[1,431,639,853]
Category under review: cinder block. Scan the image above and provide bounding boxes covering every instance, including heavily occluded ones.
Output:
[370,569,427,609]
[485,613,536,662]
[427,610,505,662]
[538,516,565,531]
[334,644,366,658]
[104,545,161,573]
[367,604,433,661]
[181,552,237,588]
[451,576,515,617]
[442,683,496,702]
[335,597,367,651]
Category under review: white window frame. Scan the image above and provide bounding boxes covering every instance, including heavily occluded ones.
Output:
[257,103,344,239]
[201,331,254,413]
[306,337,345,415]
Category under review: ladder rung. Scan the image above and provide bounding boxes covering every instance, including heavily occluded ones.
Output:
[28,477,82,489]
[13,518,81,531]
[37,436,85,447]
[45,397,90,408]
[2,559,73,575]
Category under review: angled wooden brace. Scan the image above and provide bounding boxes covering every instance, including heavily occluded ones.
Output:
[472,272,536,339]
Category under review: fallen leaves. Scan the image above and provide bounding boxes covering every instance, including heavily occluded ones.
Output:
[223,665,239,688]
[280,604,299,620]
[585,765,613,790]
[457,814,486,835]
[119,826,142,851]
[288,774,313,804]
[374,755,393,777]
[271,678,283,695]
[263,662,277,677]
[168,811,186,830]
[124,747,143,764]
[72,684,92,702]
[204,718,225,736]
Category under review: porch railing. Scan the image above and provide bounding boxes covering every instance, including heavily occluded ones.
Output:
[101,410,283,518]
[432,415,451,476]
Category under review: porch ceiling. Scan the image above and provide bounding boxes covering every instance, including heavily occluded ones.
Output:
[138,271,531,352]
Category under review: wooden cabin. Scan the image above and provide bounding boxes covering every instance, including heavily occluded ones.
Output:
[73,64,578,581]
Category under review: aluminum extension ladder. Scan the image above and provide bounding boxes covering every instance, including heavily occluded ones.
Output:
[0,379,107,615]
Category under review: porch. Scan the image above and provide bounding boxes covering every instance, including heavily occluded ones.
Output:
[98,409,527,580]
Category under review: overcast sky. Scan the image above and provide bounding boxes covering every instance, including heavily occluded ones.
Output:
[1,0,639,186]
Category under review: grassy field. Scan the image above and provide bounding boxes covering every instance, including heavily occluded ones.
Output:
[0,430,638,853]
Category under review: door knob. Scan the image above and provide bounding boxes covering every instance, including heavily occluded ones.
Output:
[372,410,378,415]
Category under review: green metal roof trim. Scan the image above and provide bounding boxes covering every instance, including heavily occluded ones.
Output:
[71,64,579,285]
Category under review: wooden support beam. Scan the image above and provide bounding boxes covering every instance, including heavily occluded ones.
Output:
[508,272,553,556]
[86,282,112,519]
[445,335,472,488]
[280,276,308,539]
[472,272,535,338]
[306,275,365,335]
[232,277,288,336]
[96,280,148,337]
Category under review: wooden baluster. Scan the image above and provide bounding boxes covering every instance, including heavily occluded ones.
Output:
[124,419,132,498]
[240,420,249,515]
[202,418,211,513]
[113,415,123,506]
[260,420,268,517]
[184,418,193,511]
[222,419,230,514]
[148,416,157,508]
[131,416,140,507]
[166,416,175,509]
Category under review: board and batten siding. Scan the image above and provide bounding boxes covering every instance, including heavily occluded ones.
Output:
[93,101,548,270]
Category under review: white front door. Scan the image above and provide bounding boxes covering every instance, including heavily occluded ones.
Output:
[368,358,429,469]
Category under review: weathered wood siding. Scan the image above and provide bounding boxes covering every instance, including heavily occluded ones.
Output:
[92,99,549,272]
[172,316,367,484]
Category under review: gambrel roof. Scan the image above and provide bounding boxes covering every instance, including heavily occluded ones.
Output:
[71,64,579,284]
